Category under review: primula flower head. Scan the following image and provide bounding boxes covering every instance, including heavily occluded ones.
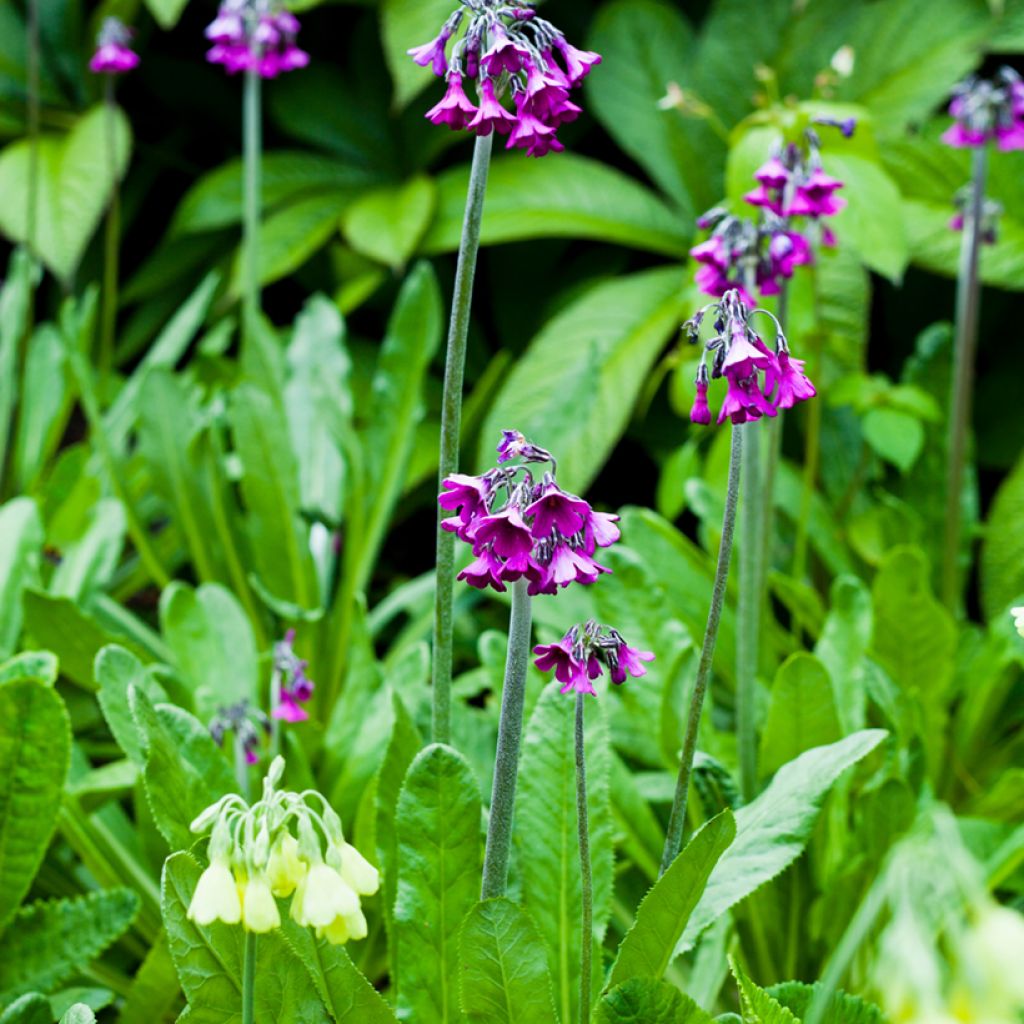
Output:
[209,699,270,767]
[534,620,654,696]
[950,190,1002,246]
[408,0,600,157]
[440,433,619,596]
[271,628,315,723]
[205,0,308,79]
[90,18,140,75]
[187,856,242,926]
[943,69,1024,151]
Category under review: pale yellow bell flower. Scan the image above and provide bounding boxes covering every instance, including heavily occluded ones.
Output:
[187,858,242,927]
[266,832,306,898]
[290,862,359,930]
[317,905,368,946]
[241,874,281,933]
[338,842,380,897]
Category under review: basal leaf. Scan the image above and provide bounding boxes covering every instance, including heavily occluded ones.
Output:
[0,250,37,486]
[0,498,42,660]
[49,498,125,602]
[731,958,798,1024]
[343,175,437,269]
[113,933,182,1024]
[766,981,887,1024]
[981,449,1024,621]
[0,993,52,1024]
[0,652,57,687]
[597,978,714,1024]
[94,645,168,768]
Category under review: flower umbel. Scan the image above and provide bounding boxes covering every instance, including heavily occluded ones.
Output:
[942,68,1024,151]
[90,17,140,74]
[205,0,308,78]
[533,620,654,696]
[271,629,315,723]
[408,0,600,157]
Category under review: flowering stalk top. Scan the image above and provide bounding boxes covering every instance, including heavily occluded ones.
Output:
[943,69,1024,151]
[408,0,600,157]
[950,188,1002,245]
[438,431,620,595]
[210,699,270,766]
[205,0,308,78]
[533,619,654,696]
[90,17,140,75]
[271,629,315,723]
[187,756,379,943]
[685,288,815,426]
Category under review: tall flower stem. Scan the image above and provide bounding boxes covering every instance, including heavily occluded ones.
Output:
[242,66,262,339]
[480,576,531,899]
[942,145,987,612]
[574,692,593,1024]
[758,284,788,598]
[100,77,121,384]
[432,133,494,745]
[241,931,256,1024]
[736,421,761,802]
[26,0,40,259]
[662,425,742,873]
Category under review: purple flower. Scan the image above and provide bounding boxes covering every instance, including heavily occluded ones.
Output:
[543,541,609,589]
[584,510,620,550]
[467,78,516,136]
[996,121,1024,151]
[273,691,308,723]
[789,170,846,217]
[407,28,451,77]
[533,622,654,697]
[768,231,813,279]
[551,36,601,86]
[717,373,778,425]
[754,157,791,189]
[426,74,479,130]
[506,95,560,156]
[532,636,580,684]
[941,122,989,148]
[524,482,589,538]
[523,63,581,127]
[439,473,491,529]
[472,507,534,561]
[205,11,244,42]
[608,640,655,685]
[458,549,507,592]
[271,629,315,723]
[90,18,139,74]
[690,381,711,425]
[722,324,774,379]
[206,2,308,79]
[482,24,529,76]
[769,351,816,409]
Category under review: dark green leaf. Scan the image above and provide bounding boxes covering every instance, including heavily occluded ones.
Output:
[344,176,437,269]
[981,449,1024,621]
[766,981,887,1024]
[0,498,42,660]
[598,978,714,1024]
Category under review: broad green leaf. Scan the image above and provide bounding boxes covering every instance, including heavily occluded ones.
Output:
[516,685,613,1024]
[981,449,1024,622]
[676,730,887,953]
[49,498,125,602]
[50,989,112,1020]
[760,654,842,777]
[422,155,691,258]
[144,0,189,29]
[862,408,924,471]
[0,993,51,1024]
[344,175,437,269]
[731,958,798,1024]
[115,935,182,1024]
[609,810,735,987]
[767,981,886,1024]
[381,0,461,108]
[0,105,131,282]
[94,646,167,767]
[479,269,688,494]
[458,898,558,1024]
[59,1008,96,1024]
[815,577,873,734]
[0,652,57,687]
[0,889,139,1004]
[598,978,714,1024]
[0,250,37,484]
[394,744,482,1024]
[131,688,236,850]
[159,582,258,719]
[0,681,70,931]
[0,498,42,659]
[161,853,328,1024]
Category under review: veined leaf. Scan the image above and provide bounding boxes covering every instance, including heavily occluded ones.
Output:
[343,175,437,269]
[49,498,126,602]
[0,498,42,660]
[0,652,57,687]
[598,978,714,1024]
[767,981,887,1024]
[111,933,181,1024]
[381,0,458,108]
[94,646,168,768]
[0,250,37,487]
[981,449,1024,621]
[731,958,798,1024]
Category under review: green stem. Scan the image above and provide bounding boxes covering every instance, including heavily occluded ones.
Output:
[26,0,40,259]
[100,80,120,385]
[941,144,987,612]
[242,67,262,339]
[575,693,593,1024]
[480,576,531,898]
[661,425,743,873]
[792,275,822,585]
[736,421,761,802]
[432,133,494,745]
[242,930,256,1024]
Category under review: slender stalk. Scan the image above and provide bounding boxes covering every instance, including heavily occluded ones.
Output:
[736,421,761,802]
[241,930,256,1024]
[433,133,494,745]
[480,576,531,898]
[234,734,252,803]
[574,693,593,1024]
[758,283,787,600]
[26,0,40,258]
[942,145,987,612]
[662,425,743,873]
[100,78,121,384]
[242,66,262,339]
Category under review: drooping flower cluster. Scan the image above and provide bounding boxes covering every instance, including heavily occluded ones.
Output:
[271,629,314,723]
[205,0,308,78]
[534,619,654,696]
[89,17,140,75]
[942,69,1024,151]
[187,757,379,943]
[685,288,815,426]
[691,126,850,303]
[210,700,271,766]
[438,431,620,595]
[409,0,600,157]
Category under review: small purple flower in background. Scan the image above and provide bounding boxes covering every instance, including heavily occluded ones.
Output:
[949,189,1003,246]
[684,289,815,426]
[90,17,140,74]
[210,701,271,765]
[438,432,620,596]
[534,620,654,696]
[942,69,1024,152]
[205,0,308,79]
[408,0,600,157]
[271,629,315,723]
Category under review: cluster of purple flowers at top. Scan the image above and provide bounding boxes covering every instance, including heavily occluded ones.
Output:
[210,700,270,765]
[409,0,600,157]
[439,431,620,594]
[942,69,1024,151]
[687,289,815,426]
[90,17,140,75]
[534,620,654,697]
[271,629,315,723]
[205,0,308,78]
[691,125,850,304]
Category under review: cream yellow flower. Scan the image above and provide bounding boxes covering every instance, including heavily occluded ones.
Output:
[337,841,379,897]
[289,862,359,930]
[266,832,306,898]
[241,874,281,933]
[1011,606,1024,639]
[187,858,242,926]
[317,904,368,945]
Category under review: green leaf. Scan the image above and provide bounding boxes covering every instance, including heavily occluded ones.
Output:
[344,175,437,269]
[479,269,688,494]
[115,935,182,1024]
[609,810,735,987]
[0,993,51,1024]
[49,498,125,602]
[815,576,873,733]
[981,449,1024,621]
[458,898,558,1024]
[159,583,258,719]
[862,408,924,471]
[0,889,139,1004]
[94,645,167,767]
[766,981,887,1024]
[422,154,691,258]
[0,652,57,687]
[380,0,461,108]
[144,0,190,30]
[0,250,37,482]
[760,654,842,777]
[677,730,887,954]
[516,685,613,1024]
[394,743,482,1024]
[730,957,798,1024]
[597,978,714,1024]
[58,1006,96,1024]
[0,498,42,659]
[0,105,131,282]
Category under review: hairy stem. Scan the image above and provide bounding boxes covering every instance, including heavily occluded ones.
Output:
[241,931,256,1024]
[736,421,761,802]
[433,133,494,745]
[575,693,593,1024]
[480,576,531,898]
[942,144,987,612]
[661,425,743,872]
[242,67,262,339]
